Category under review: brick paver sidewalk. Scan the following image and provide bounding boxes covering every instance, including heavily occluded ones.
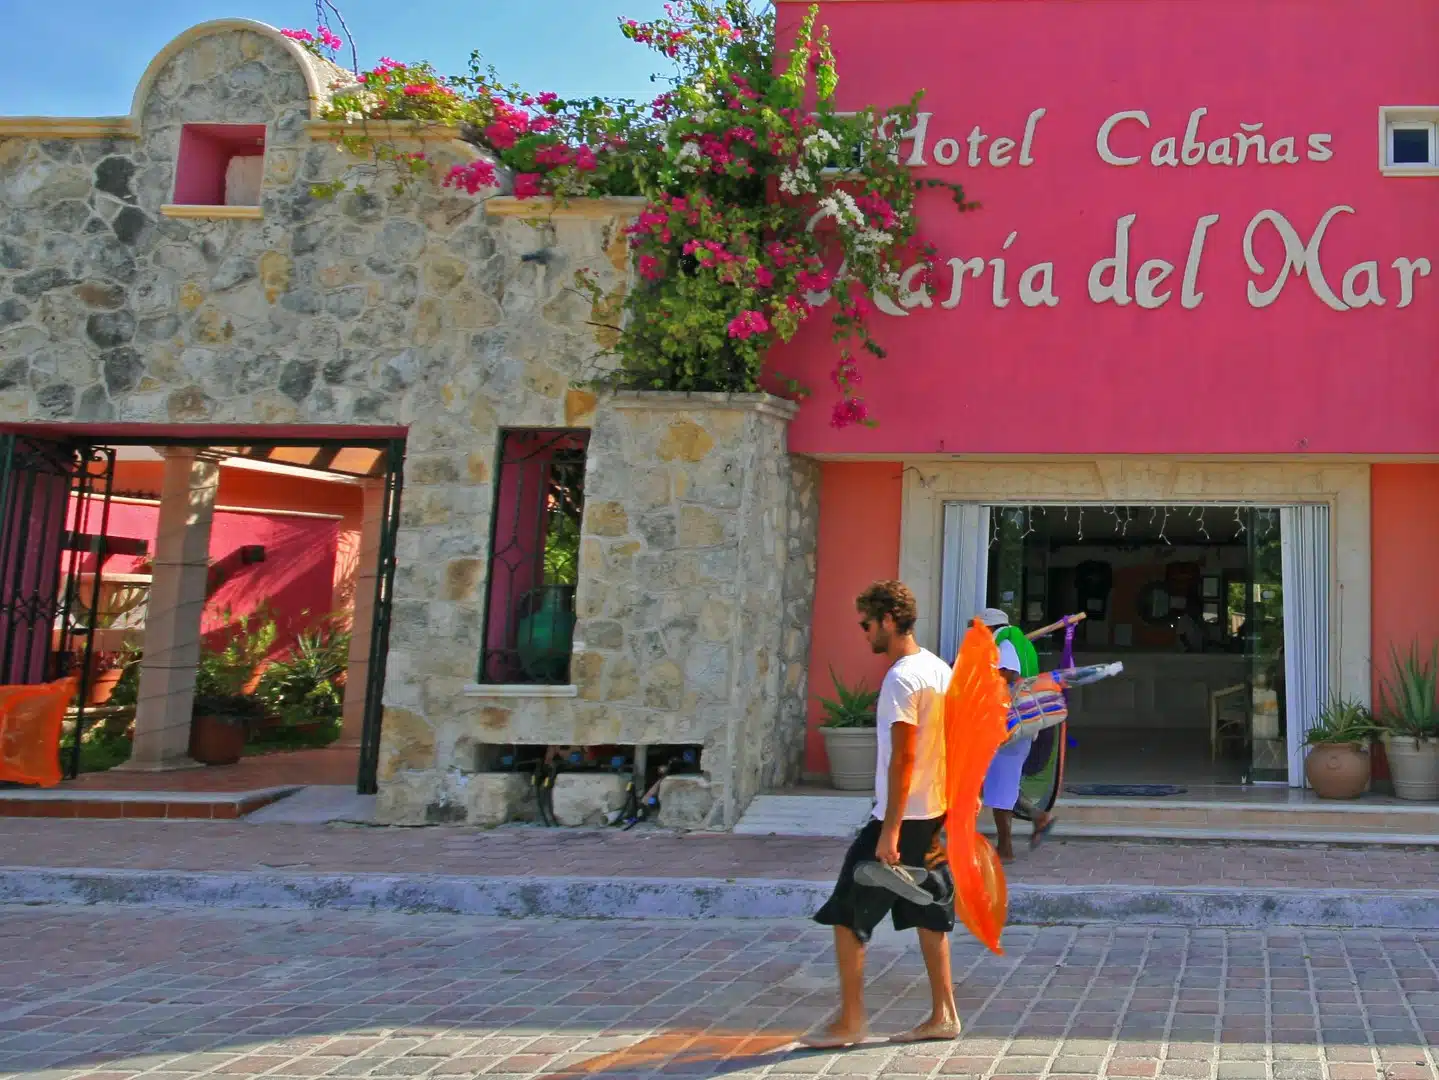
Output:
[1,820,1437,890]
[1,907,1436,1080]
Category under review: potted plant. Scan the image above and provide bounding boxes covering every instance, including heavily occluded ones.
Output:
[1378,642,1439,800]
[190,605,276,766]
[818,667,879,791]
[1303,698,1380,799]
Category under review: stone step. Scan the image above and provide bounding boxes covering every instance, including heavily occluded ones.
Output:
[734,792,1439,844]
[0,786,298,820]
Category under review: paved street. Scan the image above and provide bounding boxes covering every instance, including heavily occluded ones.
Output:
[1,821,1437,891]
[1,907,1436,1080]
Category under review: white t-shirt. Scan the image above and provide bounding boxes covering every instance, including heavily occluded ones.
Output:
[872,648,952,822]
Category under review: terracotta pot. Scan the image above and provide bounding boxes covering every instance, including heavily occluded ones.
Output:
[86,666,125,706]
[189,714,246,766]
[1303,742,1371,800]
[1382,735,1439,801]
[821,727,877,792]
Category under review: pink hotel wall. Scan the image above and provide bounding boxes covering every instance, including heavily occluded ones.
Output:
[772,0,1439,458]
[781,0,1439,774]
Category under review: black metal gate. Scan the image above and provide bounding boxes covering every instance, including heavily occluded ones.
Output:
[356,438,405,795]
[0,435,118,778]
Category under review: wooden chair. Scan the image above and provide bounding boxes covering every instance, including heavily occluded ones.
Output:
[1209,683,1249,762]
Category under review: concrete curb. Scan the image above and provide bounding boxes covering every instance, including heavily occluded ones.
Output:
[2,867,1435,928]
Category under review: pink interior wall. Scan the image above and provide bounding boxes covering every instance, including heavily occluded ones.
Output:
[1371,465,1439,712]
[111,461,365,618]
[89,499,339,659]
[81,460,361,659]
[772,0,1439,457]
[174,125,264,205]
[803,462,903,776]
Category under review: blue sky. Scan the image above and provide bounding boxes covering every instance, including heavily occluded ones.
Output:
[1,1,679,117]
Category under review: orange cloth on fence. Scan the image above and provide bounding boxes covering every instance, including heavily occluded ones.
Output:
[0,676,77,788]
[944,619,1011,955]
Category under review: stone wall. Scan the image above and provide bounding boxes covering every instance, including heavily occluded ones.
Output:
[771,456,822,791]
[0,18,820,828]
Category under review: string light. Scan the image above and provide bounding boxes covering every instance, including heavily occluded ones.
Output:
[1121,507,1132,536]
[1193,506,1209,540]
[1076,506,1084,542]
[1158,506,1171,545]
[1020,506,1036,540]
[1232,507,1247,540]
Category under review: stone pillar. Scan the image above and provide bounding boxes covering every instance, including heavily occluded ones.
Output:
[338,479,386,748]
[117,448,222,772]
[572,392,805,829]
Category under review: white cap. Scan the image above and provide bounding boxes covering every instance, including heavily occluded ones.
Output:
[977,607,1010,629]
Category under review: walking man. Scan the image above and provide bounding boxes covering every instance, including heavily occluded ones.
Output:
[804,580,961,1048]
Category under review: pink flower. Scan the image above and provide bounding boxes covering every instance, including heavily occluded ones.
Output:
[638,255,663,280]
[830,397,869,429]
[402,85,432,97]
[856,192,899,230]
[534,143,574,168]
[513,173,543,199]
[318,28,342,50]
[485,122,519,150]
[785,295,814,317]
[726,310,771,340]
[442,160,498,195]
[538,92,559,106]
[795,268,834,294]
[374,57,401,73]
[754,266,774,288]
[574,145,598,171]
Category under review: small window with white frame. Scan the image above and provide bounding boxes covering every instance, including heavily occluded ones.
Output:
[1380,106,1439,174]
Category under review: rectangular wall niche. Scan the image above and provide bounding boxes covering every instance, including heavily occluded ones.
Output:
[173,124,267,206]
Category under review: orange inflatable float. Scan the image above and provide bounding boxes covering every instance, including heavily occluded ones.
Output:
[943,619,1012,955]
[0,676,77,788]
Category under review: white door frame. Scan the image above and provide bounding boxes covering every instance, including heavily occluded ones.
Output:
[910,459,1369,787]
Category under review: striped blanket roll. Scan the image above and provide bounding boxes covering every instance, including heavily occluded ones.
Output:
[1000,663,1124,748]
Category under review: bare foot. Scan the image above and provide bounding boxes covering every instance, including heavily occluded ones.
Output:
[997,848,1015,864]
[798,1020,869,1049]
[889,1016,962,1043]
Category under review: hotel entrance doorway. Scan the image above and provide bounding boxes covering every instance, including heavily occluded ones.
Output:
[939,503,1331,788]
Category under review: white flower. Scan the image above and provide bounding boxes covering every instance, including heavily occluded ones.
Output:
[779,165,815,196]
[345,110,364,122]
[853,227,893,252]
[832,189,865,227]
[803,128,841,163]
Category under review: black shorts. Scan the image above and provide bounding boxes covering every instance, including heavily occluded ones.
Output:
[813,815,956,944]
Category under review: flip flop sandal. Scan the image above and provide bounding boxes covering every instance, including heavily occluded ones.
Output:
[853,861,935,906]
[1030,817,1058,849]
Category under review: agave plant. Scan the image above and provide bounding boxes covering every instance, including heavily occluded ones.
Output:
[1305,697,1380,747]
[817,667,879,729]
[1379,642,1439,742]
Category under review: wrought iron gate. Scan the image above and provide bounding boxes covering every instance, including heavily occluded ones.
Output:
[356,438,405,795]
[0,434,117,779]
